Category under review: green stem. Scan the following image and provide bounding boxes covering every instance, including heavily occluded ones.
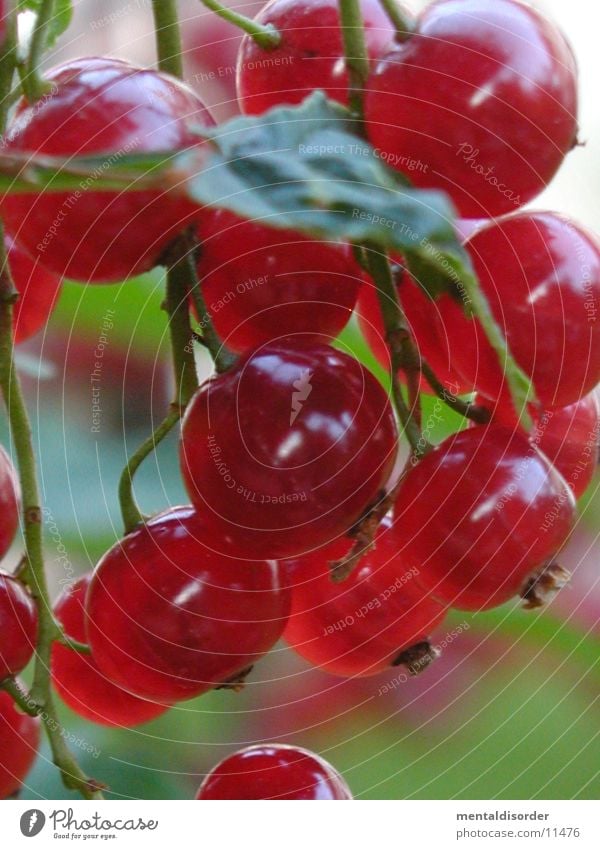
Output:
[57,635,92,655]
[458,275,534,428]
[421,361,491,425]
[151,0,184,77]
[338,0,370,121]
[117,5,236,535]
[0,14,103,801]
[189,272,237,374]
[0,242,55,700]
[198,0,280,49]
[119,406,181,534]
[364,246,428,456]
[0,150,177,194]
[1,677,38,716]
[163,239,200,406]
[117,235,202,534]
[23,0,55,102]
[378,0,414,42]
[0,240,102,800]
[0,6,17,128]
[1,678,103,797]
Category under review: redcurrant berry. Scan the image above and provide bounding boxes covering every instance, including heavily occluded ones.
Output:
[0,688,40,799]
[5,235,62,344]
[180,340,398,560]
[435,213,600,409]
[533,395,600,499]
[237,0,398,113]
[196,743,352,799]
[394,425,576,610]
[52,574,169,727]
[0,445,20,560]
[478,391,600,500]
[284,518,446,677]
[356,271,470,394]
[85,507,291,702]
[364,0,578,217]
[0,572,37,679]
[196,208,362,352]
[1,57,213,283]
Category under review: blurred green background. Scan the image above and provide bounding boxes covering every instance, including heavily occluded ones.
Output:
[3,0,599,800]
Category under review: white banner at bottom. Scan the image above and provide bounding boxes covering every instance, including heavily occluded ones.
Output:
[0,799,597,848]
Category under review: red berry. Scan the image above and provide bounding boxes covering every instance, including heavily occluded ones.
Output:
[436,213,600,409]
[196,743,352,799]
[52,575,168,727]
[0,688,40,799]
[0,572,37,679]
[532,394,600,500]
[180,341,398,560]
[196,208,362,352]
[394,425,576,610]
[356,271,470,394]
[284,518,447,677]
[1,57,213,283]
[0,445,20,560]
[364,0,578,217]
[85,507,291,702]
[5,235,62,344]
[237,0,398,113]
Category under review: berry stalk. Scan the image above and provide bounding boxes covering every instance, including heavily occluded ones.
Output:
[0,9,103,800]
[198,0,281,49]
[420,361,491,424]
[151,0,185,78]
[0,0,17,128]
[364,245,428,456]
[458,267,535,428]
[338,0,370,121]
[378,0,414,42]
[118,0,237,535]
[22,0,55,102]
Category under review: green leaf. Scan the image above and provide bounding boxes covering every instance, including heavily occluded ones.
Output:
[17,0,73,48]
[184,93,459,255]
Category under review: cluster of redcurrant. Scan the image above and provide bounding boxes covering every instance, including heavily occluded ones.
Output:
[0,0,598,802]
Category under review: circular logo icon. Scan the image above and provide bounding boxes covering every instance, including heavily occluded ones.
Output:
[19,810,46,837]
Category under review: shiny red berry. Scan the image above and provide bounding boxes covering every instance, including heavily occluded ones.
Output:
[196,208,362,352]
[5,235,62,344]
[1,57,213,283]
[435,213,600,409]
[237,0,397,113]
[0,445,20,560]
[180,341,398,560]
[196,743,352,799]
[0,688,40,799]
[364,0,578,217]
[85,507,291,702]
[284,518,446,677]
[52,574,169,727]
[394,425,576,611]
[532,395,600,500]
[0,572,37,679]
